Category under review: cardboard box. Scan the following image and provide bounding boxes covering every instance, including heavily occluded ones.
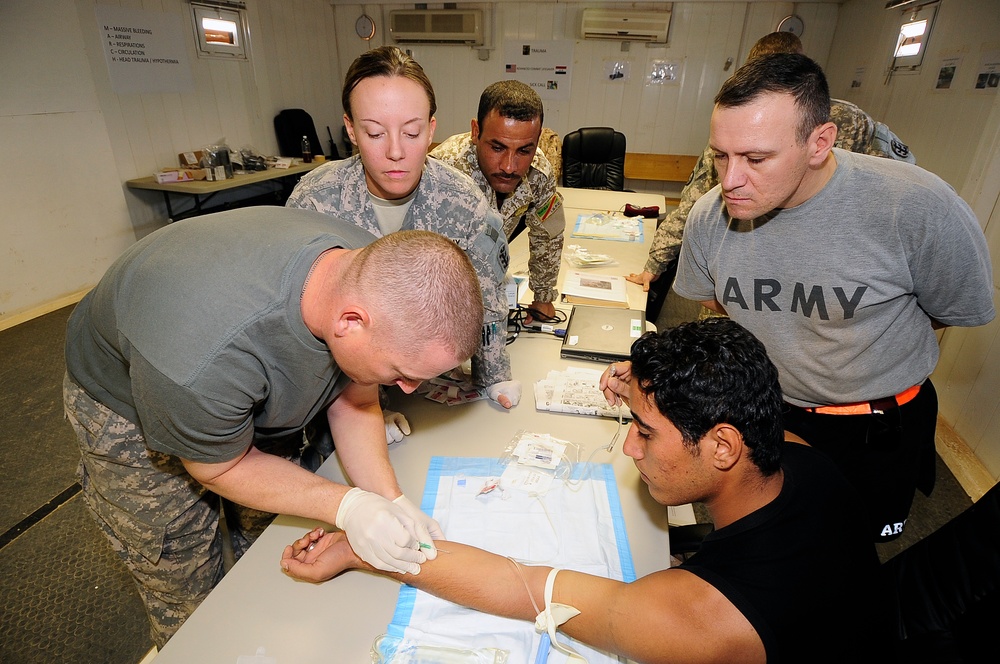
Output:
[155,170,202,184]
[178,150,206,168]
[204,165,228,181]
[161,168,207,181]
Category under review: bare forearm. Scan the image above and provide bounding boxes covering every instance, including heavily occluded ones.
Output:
[188,447,347,525]
[327,385,402,499]
[283,532,644,660]
[388,542,546,619]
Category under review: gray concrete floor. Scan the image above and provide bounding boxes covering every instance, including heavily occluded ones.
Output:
[1,305,152,664]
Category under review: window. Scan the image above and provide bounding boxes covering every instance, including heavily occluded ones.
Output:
[894,19,928,58]
[191,1,248,60]
[888,3,937,73]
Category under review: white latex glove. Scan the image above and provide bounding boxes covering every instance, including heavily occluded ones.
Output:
[392,494,443,558]
[487,380,522,409]
[335,487,425,574]
[383,410,411,444]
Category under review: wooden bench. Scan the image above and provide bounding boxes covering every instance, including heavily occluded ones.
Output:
[624,153,699,205]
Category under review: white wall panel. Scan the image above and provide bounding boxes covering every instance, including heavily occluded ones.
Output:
[0,0,133,323]
[827,0,1000,190]
[826,0,1000,485]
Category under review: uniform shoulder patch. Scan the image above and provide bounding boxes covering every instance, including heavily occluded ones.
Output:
[534,193,560,221]
[891,139,910,159]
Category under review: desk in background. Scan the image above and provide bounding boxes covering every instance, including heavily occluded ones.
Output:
[125,161,323,222]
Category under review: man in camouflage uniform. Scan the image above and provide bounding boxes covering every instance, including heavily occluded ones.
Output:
[630,32,916,312]
[63,208,484,646]
[431,80,565,323]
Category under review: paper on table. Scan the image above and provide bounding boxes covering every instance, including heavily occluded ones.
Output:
[560,270,628,305]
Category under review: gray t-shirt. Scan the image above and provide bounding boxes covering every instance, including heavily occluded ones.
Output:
[674,148,995,407]
[65,207,376,462]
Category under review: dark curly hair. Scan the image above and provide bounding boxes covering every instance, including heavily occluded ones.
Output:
[629,318,784,474]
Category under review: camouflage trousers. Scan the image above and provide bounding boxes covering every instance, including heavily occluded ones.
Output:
[62,374,301,648]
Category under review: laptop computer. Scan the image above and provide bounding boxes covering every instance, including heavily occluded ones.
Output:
[560,305,646,364]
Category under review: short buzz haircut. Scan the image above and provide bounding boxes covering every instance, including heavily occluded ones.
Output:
[715,53,831,145]
[344,230,483,362]
[747,31,804,61]
[629,318,785,475]
[342,46,437,121]
[477,80,544,129]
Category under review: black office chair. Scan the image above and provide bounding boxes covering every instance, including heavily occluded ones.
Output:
[880,480,1000,662]
[273,108,324,159]
[562,127,627,191]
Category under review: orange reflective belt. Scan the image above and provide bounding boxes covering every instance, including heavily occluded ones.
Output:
[804,383,922,415]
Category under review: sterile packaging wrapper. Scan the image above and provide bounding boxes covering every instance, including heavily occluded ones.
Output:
[370,633,509,664]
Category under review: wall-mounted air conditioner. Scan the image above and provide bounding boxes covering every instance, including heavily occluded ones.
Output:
[580,8,671,44]
[389,9,484,45]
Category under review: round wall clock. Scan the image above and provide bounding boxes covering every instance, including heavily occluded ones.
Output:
[355,14,376,41]
[777,15,805,37]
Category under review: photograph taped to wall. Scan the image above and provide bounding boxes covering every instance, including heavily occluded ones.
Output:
[605,59,630,82]
[974,49,1000,91]
[646,60,680,85]
[935,56,961,90]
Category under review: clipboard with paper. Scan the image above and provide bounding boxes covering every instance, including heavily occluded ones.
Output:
[373,453,636,663]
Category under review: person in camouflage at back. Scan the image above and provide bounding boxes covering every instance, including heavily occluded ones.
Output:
[287,46,520,411]
[631,32,915,295]
[431,80,565,324]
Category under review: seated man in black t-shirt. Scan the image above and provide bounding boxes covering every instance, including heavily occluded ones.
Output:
[281,318,883,663]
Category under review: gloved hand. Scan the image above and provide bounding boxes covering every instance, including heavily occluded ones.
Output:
[487,380,522,410]
[335,487,425,574]
[392,494,443,558]
[383,410,411,444]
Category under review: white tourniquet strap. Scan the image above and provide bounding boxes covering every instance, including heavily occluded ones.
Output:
[534,568,587,663]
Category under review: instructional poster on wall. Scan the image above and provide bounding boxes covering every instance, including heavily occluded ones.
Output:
[503,40,573,101]
[974,49,1000,91]
[94,5,194,94]
[934,56,961,91]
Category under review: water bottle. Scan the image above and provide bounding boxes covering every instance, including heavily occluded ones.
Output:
[301,135,313,163]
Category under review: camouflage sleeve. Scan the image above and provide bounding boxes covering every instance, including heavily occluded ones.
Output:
[465,208,513,387]
[644,146,717,276]
[867,122,916,164]
[526,185,564,302]
[285,169,325,211]
[830,99,916,164]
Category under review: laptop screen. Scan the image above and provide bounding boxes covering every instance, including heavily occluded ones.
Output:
[560,305,646,364]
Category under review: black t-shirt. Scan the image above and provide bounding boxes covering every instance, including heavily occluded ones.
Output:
[680,442,882,663]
